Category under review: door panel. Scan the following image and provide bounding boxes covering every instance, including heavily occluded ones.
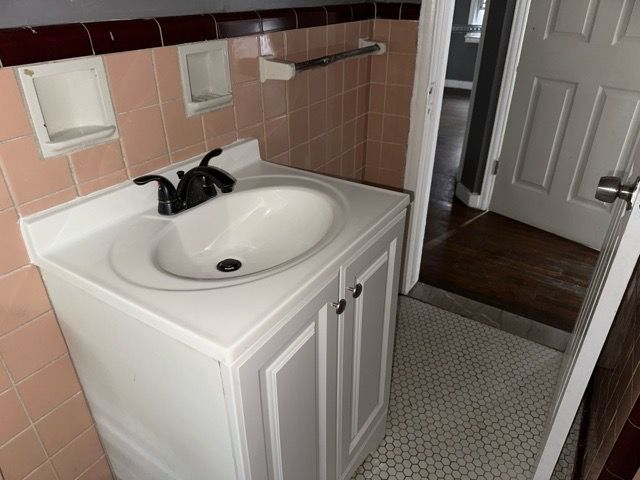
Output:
[238,275,339,480]
[490,0,640,249]
[264,323,318,480]
[351,252,389,438]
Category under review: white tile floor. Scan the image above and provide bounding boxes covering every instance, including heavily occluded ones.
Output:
[351,296,579,480]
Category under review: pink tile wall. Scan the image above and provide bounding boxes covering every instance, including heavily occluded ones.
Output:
[581,260,640,480]
[364,19,417,190]
[0,18,417,479]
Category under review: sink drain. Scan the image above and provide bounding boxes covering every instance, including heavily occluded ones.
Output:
[217,258,242,273]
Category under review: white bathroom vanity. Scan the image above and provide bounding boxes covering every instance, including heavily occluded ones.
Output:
[21,139,409,480]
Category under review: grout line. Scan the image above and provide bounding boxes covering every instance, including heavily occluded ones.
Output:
[0,308,53,340]
[71,454,106,480]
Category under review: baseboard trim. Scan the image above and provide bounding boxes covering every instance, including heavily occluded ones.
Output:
[444,79,473,90]
[455,182,484,209]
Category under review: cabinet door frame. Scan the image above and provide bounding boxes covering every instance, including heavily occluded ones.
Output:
[232,274,340,480]
[337,214,406,480]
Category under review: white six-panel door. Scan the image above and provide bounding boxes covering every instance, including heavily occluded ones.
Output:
[490,0,640,249]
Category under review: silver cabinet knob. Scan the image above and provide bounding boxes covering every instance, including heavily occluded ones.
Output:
[596,176,639,210]
[347,283,363,298]
[331,299,347,315]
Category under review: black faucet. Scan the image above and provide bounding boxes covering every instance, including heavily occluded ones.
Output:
[134,147,236,215]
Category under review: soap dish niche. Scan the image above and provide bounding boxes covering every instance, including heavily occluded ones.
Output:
[18,57,118,158]
[178,40,233,117]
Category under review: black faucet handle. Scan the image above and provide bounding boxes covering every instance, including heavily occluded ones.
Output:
[133,175,183,215]
[199,147,223,167]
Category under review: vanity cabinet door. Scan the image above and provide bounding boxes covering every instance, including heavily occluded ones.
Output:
[238,275,339,480]
[337,218,404,479]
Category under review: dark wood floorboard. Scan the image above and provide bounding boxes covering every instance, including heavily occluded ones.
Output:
[420,89,599,332]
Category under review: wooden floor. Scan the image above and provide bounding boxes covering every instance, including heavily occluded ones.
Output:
[420,89,599,332]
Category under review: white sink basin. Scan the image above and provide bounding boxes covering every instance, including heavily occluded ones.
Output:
[156,186,336,280]
[109,175,347,290]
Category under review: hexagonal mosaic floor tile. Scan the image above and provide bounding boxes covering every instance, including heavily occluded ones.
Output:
[351,296,580,480]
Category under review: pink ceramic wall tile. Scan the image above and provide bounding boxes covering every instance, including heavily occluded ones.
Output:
[153,46,182,103]
[288,108,309,147]
[205,132,238,152]
[22,461,58,480]
[118,106,168,166]
[18,188,78,217]
[0,266,51,336]
[265,115,289,159]
[105,50,159,113]
[127,155,170,178]
[0,68,32,142]
[0,427,47,480]
[286,72,310,112]
[233,82,263,129]
[0,387,30,445]
[50,426,103,480]
[16,355,81,421]
[202,106,237,139]
[35,393,94,456]
[76,456,112,480]
[161,99,205,152]
[77,170,128,196]
[0,311,66,382]
[0,208,29,274]
[0,137,74,206]
[229,36,260,84]
[285,28,308,62]
[262,81,288,120]
[171,143,206,164]
[70,141,125,184]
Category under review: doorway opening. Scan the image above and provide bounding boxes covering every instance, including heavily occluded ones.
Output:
[417,0,599,337]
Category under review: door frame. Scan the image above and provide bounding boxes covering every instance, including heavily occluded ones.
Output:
[401,0,532,293]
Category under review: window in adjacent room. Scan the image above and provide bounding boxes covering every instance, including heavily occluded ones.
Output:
[466,0,486,43]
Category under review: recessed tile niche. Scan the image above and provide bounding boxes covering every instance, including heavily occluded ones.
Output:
[178,40,233,117]
[18,56,119,157]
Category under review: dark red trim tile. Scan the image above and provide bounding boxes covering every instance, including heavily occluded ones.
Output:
[326,5,352,25]
[294,7,328,29]
[214,11,261,39]
[604,420,640,479]
[0,24,92,67]
[376,2,402,20]
[85,19,161,54]
[156,15,217,46]
[400,3,421,20]
[259,9,297,33]
[351,3,376,21]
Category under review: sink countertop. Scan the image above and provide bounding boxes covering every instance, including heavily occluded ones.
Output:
[21,140,410,364]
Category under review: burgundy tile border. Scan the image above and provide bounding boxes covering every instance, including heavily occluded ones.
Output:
[376,2,402,19]
[156,15,217,46]
[0,24,92,67]
[352,3,376,21]
[259,9,297,33]
[0,2,419,67]
[326,5,353,25]
[400,3,421,21]
[213,11,262,39]
[85,19,162,54]
[295,6,329,29]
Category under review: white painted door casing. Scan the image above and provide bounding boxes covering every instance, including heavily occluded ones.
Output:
[337,220,404,479]
[490,0,640,249]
